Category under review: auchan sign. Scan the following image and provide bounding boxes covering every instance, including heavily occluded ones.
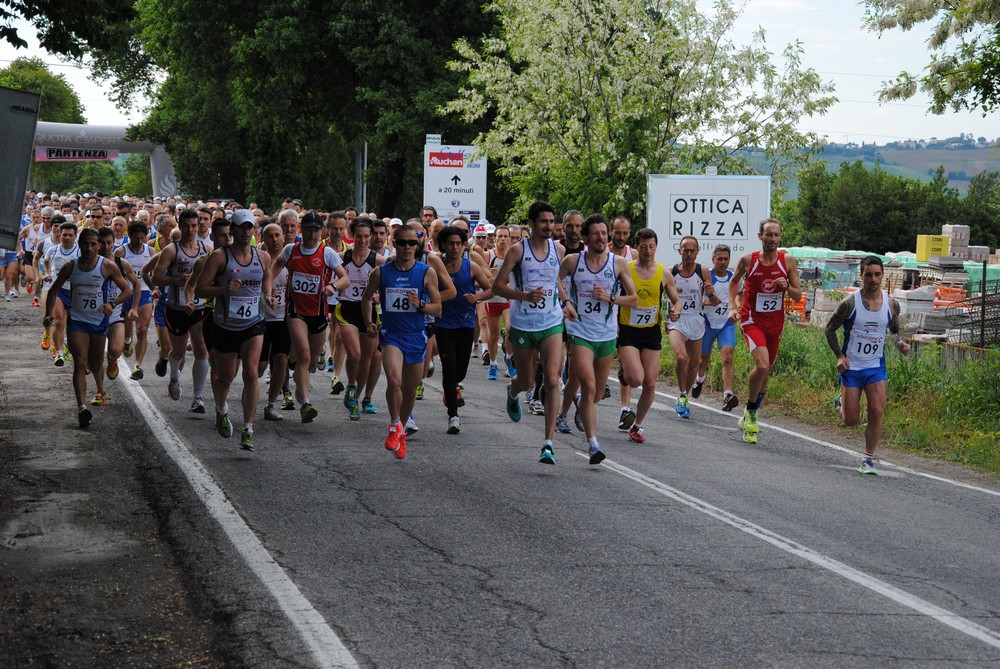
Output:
[428,151,465,168]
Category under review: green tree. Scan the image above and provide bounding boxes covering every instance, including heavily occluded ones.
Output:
[864,0,1000,114]
[444,0,836,223]
[1,0,135,57]
[69,161,122,195]
[963,170,1000,249]
[0,56,87,192]
[120,153,153,196]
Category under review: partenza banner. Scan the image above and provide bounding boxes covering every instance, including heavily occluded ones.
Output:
[35,146,120,161]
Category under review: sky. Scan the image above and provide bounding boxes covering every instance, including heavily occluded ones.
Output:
[1,1,996,144]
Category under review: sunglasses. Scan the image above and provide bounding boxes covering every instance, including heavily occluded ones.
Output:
[394,239,420,247]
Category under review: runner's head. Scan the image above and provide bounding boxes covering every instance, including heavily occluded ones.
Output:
[58,220,77,247]
[230,209,255,248]
[128,222,149,243]
[326,211,347,244]
[678,235,699,267]
[582,213,609,253]
[393,223,420,262]
[78,227,99,259]
[300,210,324,245]
[437,225,468,261]
[611,215,631,251]
[261,223,283,253]
[758,218,782,252]
[563,210,584,247]
[350,216,374,251]
[177,208,199,241]
[859,255,884,293]
[635,228,657,264]
[527,201,555,238]
[97,226,115,257]
[277,209,299,244]
[211,217,233,248]
[494,225,512,254]
[712,244,731,273]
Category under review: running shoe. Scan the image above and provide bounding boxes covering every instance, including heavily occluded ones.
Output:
[690,380,703,399]
[281,390,295,410]
[741,408,759,433]
[300,402,318,423]
[675,396,691,419]
[524,388,534,404]
[588,443,606,465]
[447,416,460,434]
[41,331,51,350]
[216,413,233,438]
[556,414,572,434]
[330,376,345,395]
[573,394,584,432]
[324,354,333,371]
[123,340,134,358]
[427,361,435,378]
[264,405,283,421]
[505,383,522,422]
[385,424,402,453]
[405,414,419,436]
[349,402,361,421]
[78,407,93,428]
[63,346,71,361]
[239,428,254,451]
[9,289,18,299]
[504,355,515,379]
[168,380,181,400]
[190,397,205,414]
[833,393,843,412]
[722,393,739,412]
[529,398,545,415]
[344,384,358,409]
[107,357,119,380]
[361,398,377,414]
[26,282,33,294]
[31,296,40,308]
[395,432,408,459]
[3,293,9,302]
[628,425,646,443]
[90,391,109,406]
[415,384,424,400]
[130,365,144,380]
[538,442,556,465]
[618,407,636,430]
[487,363,499,381]
[482,348,490,366]
[603,384,611,400]
[154,358,168,377]
[53,352,64,367]
[858,456,878,475]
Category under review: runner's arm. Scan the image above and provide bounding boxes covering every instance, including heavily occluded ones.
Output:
[702,266,720,306]
[823,297,855,368]
[418,267,443,317]
[426,254,457,302]
[784,255,803,302]
[611,256,638,308]
[361,266,381,338]
[727,254,750,322]
[468,261,493,302]
[43,261,74,323]
[491,243,526,301]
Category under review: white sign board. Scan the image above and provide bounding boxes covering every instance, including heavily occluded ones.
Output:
[647,175,770,267]
[423,144,487,223]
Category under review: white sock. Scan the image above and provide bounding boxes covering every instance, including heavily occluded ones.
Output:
[169,354,181,382]
[192,358,210,398]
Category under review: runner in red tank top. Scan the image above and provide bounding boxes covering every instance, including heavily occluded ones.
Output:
[727,218,801,444]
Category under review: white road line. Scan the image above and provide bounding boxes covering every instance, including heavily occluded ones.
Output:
[616,380,1000,498]
[123,382,358,669]
[584,453,1000,650]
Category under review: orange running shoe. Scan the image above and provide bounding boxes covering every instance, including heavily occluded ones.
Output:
[31,297,40,307]
[90,391,110,406]
[42,331,51,350]
[395,432,407,460]
[384,423,402,454]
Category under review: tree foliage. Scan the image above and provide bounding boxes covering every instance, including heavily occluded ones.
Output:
[864,0,1000,114]
[86,0,499,214]
[444,0,836,222]
[1,0,134,58]
[774,161,1000,254]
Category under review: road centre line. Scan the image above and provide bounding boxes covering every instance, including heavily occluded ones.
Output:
[123,382,358,669]
[583,452,1000,650]
[613,380,1000,499]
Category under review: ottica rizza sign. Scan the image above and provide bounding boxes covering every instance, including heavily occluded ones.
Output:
[422,142,487,223]
[647,174,770,267]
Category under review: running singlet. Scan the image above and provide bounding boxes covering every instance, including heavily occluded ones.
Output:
[438,257,476,330]
[566,253,619,342]
[509,238,562,332]
[263,266,288,322]
[283,242,338,317]
[740,251,789,331]
[619,261,664,328]
[379,261,429,335]
[68,257,109,328]
[672,263,706,322]
[486,250,508,304]
[105,257,127,324]
[45,243,80,290]
[842,290,892,371]
[166,240,208,310]
[341,250,377,303]
[704,268,733,329]
[122,242,154,292]
[213,246,265,330]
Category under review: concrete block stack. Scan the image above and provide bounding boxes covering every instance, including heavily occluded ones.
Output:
[943,224,970,260]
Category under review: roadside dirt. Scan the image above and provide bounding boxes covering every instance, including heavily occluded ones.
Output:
[0,295,228,667]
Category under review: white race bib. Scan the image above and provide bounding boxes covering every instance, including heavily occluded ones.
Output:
[72,288,101,312]
[385,287,415,313]
[291,271,320,295]
[629,305,657,326]
[755,292,783,312]
[229,295,259,319]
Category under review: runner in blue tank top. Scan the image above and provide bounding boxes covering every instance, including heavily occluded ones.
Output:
[362,225,442,460]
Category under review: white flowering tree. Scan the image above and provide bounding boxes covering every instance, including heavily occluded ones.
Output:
[864,0,1000,115]
[444,0,836,221]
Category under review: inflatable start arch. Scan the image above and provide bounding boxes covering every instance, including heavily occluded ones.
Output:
[33,121,179,198]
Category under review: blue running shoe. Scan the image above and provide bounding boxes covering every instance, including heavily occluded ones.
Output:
[538,442,556,465]
[675,395,691,419]
[556,414,572,434]
[487,363,499,381]
[506,383,522,422]
[361,398,378,414]
[859,456,878,475]
[504,355,515,378]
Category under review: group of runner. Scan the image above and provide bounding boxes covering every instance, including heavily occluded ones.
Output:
[14,191,905,473]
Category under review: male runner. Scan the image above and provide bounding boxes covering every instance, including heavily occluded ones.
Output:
[484,224,514,380]
[492,201,565,464]
[557,214,638,464]
[825,256,910,474]
[117,222,155,379]
[693,244,739,411]
[728,218,802,443]
[258,222,291,422]
[40,219,80,365]
[98,227,140,387]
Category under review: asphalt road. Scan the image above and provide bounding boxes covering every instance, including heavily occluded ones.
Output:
[119,342,1000,668]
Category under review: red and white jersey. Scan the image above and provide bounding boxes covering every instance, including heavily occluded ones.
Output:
[740,250,788,331]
